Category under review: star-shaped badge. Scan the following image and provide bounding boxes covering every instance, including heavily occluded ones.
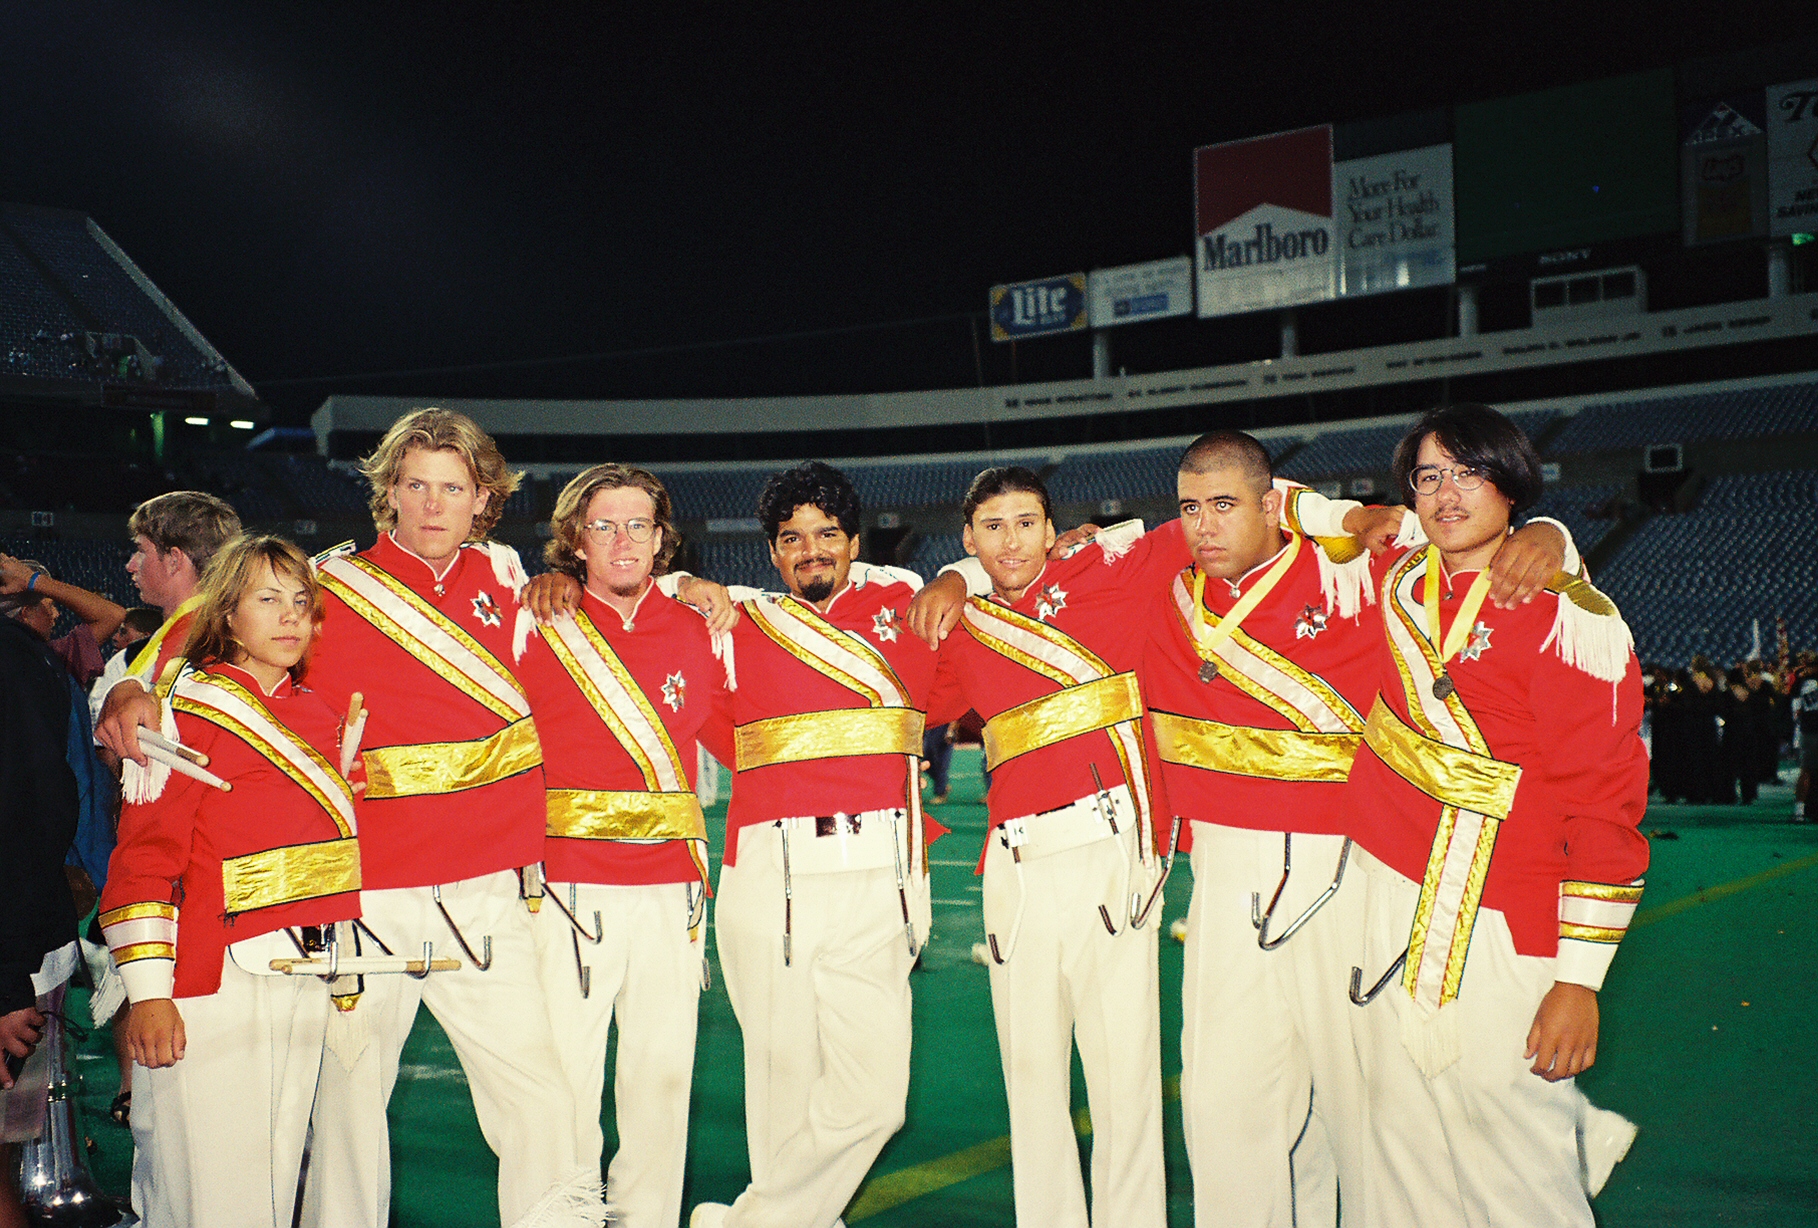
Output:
[661,671,687,712]
[1457,621,1493,662]
[1294,603,1329,641]
[471,590,502,628]
[1035,583,1068,622]
[872,608,902,644]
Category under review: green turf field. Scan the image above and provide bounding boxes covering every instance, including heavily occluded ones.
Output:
[67,748,1818,1225]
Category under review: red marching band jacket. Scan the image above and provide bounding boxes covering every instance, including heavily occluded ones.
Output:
[927,524,1176,855]
[697,570,944,866]
[516,583,728,887]
[306,534,547,891]
[1343,542,1650,993]
[100,663,362,1001]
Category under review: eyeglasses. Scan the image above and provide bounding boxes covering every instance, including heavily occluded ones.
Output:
[1408,464,1488,496]
[581,518,657,543]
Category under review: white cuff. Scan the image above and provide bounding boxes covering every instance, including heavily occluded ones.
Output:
[936,556,992,596]
[655,572,688,597]
[118,958,176,1005]
[850,560,926,593]
[1276,479,1361,539]
[1553,937,1619,991]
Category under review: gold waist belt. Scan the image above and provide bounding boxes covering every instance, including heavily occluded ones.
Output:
[1362,696,1521,820]
[982,671,1142,771]
[1153,711,1360,784]
[735,707,925,771]
[362,717,543,799]
[222,837,362,915]
[546,788,706,841]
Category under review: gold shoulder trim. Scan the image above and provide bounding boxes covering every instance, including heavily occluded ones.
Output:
[1544,572,1619,618]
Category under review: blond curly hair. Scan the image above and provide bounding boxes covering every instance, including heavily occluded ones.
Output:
[359,408,521,539]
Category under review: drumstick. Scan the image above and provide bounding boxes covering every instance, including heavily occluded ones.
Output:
[144,742,232,792]
[341,692,368,778]
[140,728,209,768]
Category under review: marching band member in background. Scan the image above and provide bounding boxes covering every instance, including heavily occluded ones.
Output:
[517,464,730,1228]
[91,491,242,730]
[100,534,361,1228]
[1338,404,1647,1226]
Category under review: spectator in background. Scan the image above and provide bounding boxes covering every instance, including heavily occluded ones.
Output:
[0,587,82,1228]
[1721,668,1764,805]
[1744,667,1784,787]
[1792,659,1818,820]
[108,606,163,656]
[1684,663,1724,805]
[0,554,126,687]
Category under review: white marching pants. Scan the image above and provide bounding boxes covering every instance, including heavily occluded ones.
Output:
[130,953,327,1228]
[713,827,917,1228]
[299,871,598,1228]
[981,831,1166,1228]
[1351,849,1630,1228]
[1179,825,1366,1228]
[534,881,703,1228]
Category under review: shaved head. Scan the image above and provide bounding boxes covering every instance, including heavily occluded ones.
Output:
[1179,430,1272,497]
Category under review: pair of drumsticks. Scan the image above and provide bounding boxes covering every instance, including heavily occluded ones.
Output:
[140,693,370,792]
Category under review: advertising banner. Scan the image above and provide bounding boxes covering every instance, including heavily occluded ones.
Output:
[989,273,1088,342]
[1334,143,1455,297]
[1681,96,1769,245]
[1767,78,1818,237]
[1194,125,1338,317]
[1087,257,1193,328]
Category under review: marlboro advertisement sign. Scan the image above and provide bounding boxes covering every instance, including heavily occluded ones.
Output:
[1194,125,1339,318]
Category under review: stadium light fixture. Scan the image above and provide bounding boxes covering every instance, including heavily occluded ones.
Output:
[230,419,255,429]
[184,416,210,426]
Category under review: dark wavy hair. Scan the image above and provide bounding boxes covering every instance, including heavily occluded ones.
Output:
[962,466,1051,524]
[1391,403,1543,514]
[758,461,861,541]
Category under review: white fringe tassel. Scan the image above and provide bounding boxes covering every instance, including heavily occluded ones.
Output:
[1315,544,1376,622]
[1539,596,1634,686]
[512,606,537,665]
[120,699,180,804]
[507,1168,607,1228]
[712,629,737,691]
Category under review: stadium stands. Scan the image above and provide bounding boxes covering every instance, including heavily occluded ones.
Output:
[1597,470,1818,666]
[848,459,987,512]
[907,534,967,579]
[1545,380,1818,455]
[649,468,773,522]
[1277,409,1558,481]
[1524,482,1627,558]
[276,454,370,514]
[695,539,778,592]
[0,534,135,609]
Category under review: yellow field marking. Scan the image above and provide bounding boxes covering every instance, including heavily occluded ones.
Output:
[846,846,1818,1222]
[845,1076,1180,1220]
[1629,848,1818,928]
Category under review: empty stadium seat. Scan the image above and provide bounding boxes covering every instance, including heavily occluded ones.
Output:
[1545,381,1818,455]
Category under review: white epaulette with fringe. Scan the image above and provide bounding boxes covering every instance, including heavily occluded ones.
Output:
[1538,571,1634,684]
[1307,535,1376,621]
[313,540,357,567]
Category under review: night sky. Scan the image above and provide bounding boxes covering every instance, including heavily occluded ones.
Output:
[1,2,1808,422]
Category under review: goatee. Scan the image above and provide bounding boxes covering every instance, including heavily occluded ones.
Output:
[799,576,836,604]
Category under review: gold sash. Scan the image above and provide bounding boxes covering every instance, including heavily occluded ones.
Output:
[221,838,362,914]
[982,672,1142,770]
[546,788,706,840]
[735,707,925,770]
[1154,711,1360,783]
[363,717,543,798]
[1362,697,1520,820]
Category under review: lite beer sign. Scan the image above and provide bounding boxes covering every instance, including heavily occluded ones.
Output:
[989,273,1089,342]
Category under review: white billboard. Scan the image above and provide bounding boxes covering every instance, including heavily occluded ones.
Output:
[1335,143,1456,297]
[1767,78,1818,237]
[1087,257,1193,328]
